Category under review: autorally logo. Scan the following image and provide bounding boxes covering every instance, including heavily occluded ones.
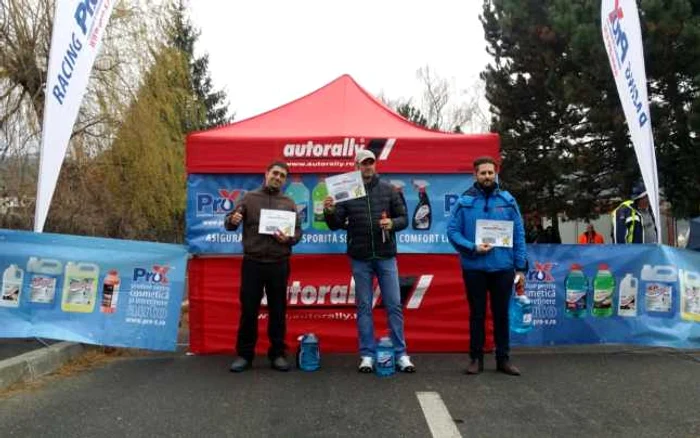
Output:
[261,274,433,309]
[282,138,396,161]
[196,189,246,216]
[133,265,170,284]
[527,262,555,282]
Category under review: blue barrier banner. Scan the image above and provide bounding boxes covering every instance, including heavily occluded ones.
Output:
[516,244,700,348]
[187,173,473,254]
[0,229,189,351]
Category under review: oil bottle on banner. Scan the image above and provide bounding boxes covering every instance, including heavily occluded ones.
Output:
[617,273,638,317]
[641,264,677,317]
[312,177,329,231]
[679,269,700,322]
[592,264,615,317]
[510,276,532,333]
[26,257,63,306]
[565,264,588,317]
[61,262,100,313]
[1,264,24,308]
[411,180,431,230]
[101,270,121,314]
[285,176,310,230]
[375,336,395,377]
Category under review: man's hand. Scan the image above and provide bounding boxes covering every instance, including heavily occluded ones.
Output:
[515,271,526,288]
[475,243,493,254]
[229,211,243,226]
[379,217,393,230]
[323,196,335,212]
[273,229,291,244]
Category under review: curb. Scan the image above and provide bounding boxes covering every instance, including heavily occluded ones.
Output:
[0,342,85,391]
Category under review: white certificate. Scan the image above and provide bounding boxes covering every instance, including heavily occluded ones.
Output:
[325,171,366,203]
[475,219,514,248]
[258,209,296,237]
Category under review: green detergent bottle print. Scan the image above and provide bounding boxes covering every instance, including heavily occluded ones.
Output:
[312,176,329,231]
[592,263,615,317]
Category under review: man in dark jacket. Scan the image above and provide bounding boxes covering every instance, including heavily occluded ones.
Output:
[323,149,415,374]
[224,161,302,372]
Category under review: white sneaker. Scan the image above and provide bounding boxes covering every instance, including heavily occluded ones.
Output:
[358,356,374,373]
[397,355,416,373]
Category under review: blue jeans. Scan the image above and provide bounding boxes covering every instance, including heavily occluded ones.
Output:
[351,257,407,358]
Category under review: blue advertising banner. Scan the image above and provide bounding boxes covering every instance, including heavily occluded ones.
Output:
[0,229,189,351]
[515,244,700,348]
[186,173,474,254]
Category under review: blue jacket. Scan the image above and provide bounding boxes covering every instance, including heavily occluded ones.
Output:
[447,183,527,272]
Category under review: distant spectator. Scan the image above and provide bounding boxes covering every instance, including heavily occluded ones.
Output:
[578,222,604,244]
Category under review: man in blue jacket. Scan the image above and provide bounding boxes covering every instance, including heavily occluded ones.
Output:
[447,156,527,376]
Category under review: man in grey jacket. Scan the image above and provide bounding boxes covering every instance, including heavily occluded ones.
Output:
[323,149,416,374]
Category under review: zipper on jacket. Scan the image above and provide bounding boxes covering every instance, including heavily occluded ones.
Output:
[366,192,376,257]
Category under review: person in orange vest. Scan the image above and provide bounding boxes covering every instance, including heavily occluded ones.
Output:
[578,222,605,244]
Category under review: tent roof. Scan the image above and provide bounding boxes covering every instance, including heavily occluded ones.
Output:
[189,74,474,141]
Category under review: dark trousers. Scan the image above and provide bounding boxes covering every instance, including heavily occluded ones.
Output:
[236,257,289,361]
[462,269,515,362]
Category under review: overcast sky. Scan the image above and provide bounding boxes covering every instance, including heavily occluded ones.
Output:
[188,0,492,121]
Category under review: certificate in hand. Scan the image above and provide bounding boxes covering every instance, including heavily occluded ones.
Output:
[475,219,514,248]
[325,171,366,203]
[258,209,296,237]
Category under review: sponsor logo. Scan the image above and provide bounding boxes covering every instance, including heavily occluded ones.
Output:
[261,274,433,309]
[196,189,246,217]
[281,138,396,160]
[133,265,170,284]
[528,262,555,282]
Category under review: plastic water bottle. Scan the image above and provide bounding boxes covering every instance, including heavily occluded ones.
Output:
[618,273,638,317]
[375,336,395,377]
[296,333,320,372]
[510,277,532,333]
[312,177,329,231]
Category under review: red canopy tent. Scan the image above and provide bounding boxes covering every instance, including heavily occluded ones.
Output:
[186,75,500,354]
[187,74,499,174]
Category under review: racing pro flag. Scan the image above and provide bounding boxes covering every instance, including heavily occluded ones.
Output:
[601,0,661,235]
[34,0,115,232]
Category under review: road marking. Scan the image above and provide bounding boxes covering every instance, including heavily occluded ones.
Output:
[416,391,463,438]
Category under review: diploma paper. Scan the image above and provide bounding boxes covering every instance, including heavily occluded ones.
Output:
[258,209,296,236]
[326,171,366,203]
[475,219,514,248]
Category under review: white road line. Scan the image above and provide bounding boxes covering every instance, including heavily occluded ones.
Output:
[416,391,463,438]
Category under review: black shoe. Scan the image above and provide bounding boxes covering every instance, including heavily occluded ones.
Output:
[230,356,251,372]
[465,358,484,375]
[496,360,521,376]
[270,356,291,372]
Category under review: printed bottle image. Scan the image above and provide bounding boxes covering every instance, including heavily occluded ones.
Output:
[510,277,532,333]
[565,264,587,317]
[679,269,700,322]
[592,263,615,317]
[389,179,408,212]
[641,264,677,317]
[101,270,121,314]
[285,175,310,230]
[1,264,24,308]
[617,273,638,317]
[26,257,63,306]
[411,179,431,230]
[312,176,329,231]
[61,262,100,313]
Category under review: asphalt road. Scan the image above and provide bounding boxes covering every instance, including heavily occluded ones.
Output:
[1,348,699,438]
